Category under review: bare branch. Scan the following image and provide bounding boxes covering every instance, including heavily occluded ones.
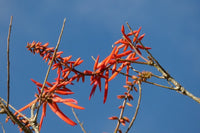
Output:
[72,108,87,133]
[0,122,5,133]
[7,16,13,108]
[0,98,33,133]
[34,18,67,129]
[125,81,142,133]
[114,85,133,133]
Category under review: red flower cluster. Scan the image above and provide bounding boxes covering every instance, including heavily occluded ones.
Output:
[11,24,151,131]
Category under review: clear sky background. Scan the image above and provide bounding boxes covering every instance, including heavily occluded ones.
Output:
[0,0,200,133]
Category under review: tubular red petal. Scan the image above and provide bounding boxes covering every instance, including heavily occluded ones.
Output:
[137,33,145,42]
[63,102,85,110]
[112,63,117,74]
[63,71,71,79]
[39,102,47,131]
[115,50,132,58]
[46,81,53,87]
[82,74,85,82]
[97,77,102,92]
[127,30,137,36]
[31,79,43,88]
[63,55,72,63]
[42,42,49,47]
[93,55,99,71]
[105,46,117,66]
[48,102,76,126]
[14,99,38,116]
[49,83,58,92]
[103,70,109,104]
[108,64,124,81]
[84,70,93,75]
[108,116,118,120]
[123,45,129,52]
[133,27,142,42]
[89,81,98,100]
[126,66,130,82]
[53,97,78,104]
[114,39,123,44]
[136,44,151,50]
[117,44,126,49]
[73,57,81,66]
[55,90,74,95]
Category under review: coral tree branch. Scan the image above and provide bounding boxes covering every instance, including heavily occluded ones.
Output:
[126,22,200,104]
[7,16,13,108]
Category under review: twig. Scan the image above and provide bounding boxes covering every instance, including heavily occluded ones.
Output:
[72,108,87,133]
[7,16,13,108]
[0,122,5,133]
[0,98,33,133]
[114,86,133,133]
[35,18,67,123]
[1,98,29,120]
[144,80,175,90]
[125,81,142,133]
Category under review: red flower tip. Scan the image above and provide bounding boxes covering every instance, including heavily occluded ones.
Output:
[117,95,125,99]
[126,102,133,107]
[31,79,43,88]
[121,25,125,34]
[108,116,118,120]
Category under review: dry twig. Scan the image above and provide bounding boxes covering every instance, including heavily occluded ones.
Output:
[7,16,13,108]
[72,108,87,133]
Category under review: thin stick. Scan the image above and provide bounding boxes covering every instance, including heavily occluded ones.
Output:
[0,122,5,133]
[1,98,29,120]
[35,18,67,122]
[40,18,66,95]
[72,108,87,133]
[125,82,142,133]
[114,86,133,133]
[144,81,175,90]
[7,16,13,108]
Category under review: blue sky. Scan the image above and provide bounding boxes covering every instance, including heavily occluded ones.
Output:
[0,0,200,133]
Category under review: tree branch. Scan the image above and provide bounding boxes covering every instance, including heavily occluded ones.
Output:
[126,22,200,104]
[125,81,142,133]
[0,98,33,133]
[7,16,13,108]
[0,122,5,133]
[72,108,87,133]
[34,18,67,129]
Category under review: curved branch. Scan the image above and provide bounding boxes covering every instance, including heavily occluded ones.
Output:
[125,81,142,133]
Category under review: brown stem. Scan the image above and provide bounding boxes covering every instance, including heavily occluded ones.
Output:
[0,122,5,133]
[125,81,142,133]
[35,18,67,125]
[72,108,87,133]
[114,86,133,133]
[0,98,33,133]
[7,16,13,108]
